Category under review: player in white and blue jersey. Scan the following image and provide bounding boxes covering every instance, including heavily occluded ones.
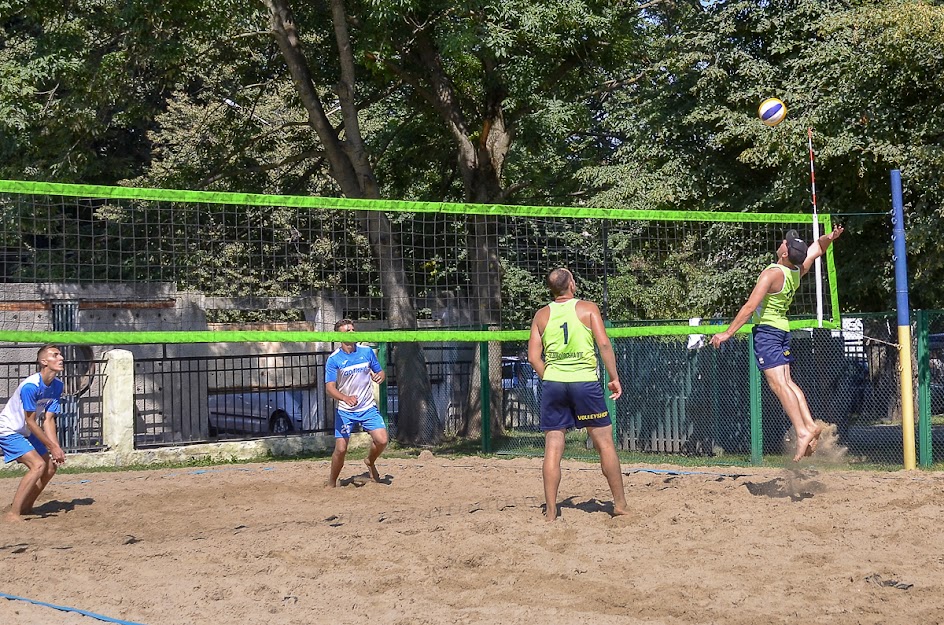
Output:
[325,319,388,487]
[1,345,67,522]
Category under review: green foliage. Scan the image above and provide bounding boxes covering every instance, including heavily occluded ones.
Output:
[0,0,213,182]
[580,0,944,313]
[4,0,944,316]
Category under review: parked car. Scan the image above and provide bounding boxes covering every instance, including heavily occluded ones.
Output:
[208,389,318,437]
[501,356,539,391]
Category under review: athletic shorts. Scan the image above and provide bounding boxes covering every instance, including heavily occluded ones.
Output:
[752,324,796,371]
[540,380,612,431]
[335,406,386,439]
[0,432,49,464]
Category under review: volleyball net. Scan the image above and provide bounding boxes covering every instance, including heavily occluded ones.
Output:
[0,180,851,459]
[0,179,840,345]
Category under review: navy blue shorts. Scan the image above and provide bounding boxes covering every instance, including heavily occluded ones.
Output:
[752,325,795,371]
[540,381,612,431]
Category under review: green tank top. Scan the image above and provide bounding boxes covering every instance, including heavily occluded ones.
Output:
[542,299,599,382]
[754,263,800,331]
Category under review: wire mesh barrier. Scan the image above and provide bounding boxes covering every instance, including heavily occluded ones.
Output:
[0,181,839,338]
[494,334,752,463]
[787,314,908,465]
[618,335,750,459]
[490,315,915,467]
[917,309,944,466]
[0,180,926,469]
[0,311,934,469]
[384,345,475,441]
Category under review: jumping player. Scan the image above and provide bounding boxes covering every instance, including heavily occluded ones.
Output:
[711,226,844,461]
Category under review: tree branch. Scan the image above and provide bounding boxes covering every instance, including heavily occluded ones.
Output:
[329,0,376,194]
[264,0,360,195]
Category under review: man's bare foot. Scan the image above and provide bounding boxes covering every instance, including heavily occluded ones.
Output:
[3,511,25,523]
[612,504,631,517]
[325,480,337,488]
[802,425,824,458]
[364,459,381,482]
[794,428,821,462]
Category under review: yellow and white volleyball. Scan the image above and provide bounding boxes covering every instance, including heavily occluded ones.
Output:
[758,97,787,127]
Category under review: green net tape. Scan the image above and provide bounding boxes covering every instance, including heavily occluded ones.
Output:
[0,319,838,345]
[0,179,824,223]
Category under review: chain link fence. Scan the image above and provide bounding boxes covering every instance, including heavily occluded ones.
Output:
[491,312,918,468]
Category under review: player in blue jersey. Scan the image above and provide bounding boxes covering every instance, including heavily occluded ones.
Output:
[325,319,388,487]
[711,226,843,461]
[1,345,67,522]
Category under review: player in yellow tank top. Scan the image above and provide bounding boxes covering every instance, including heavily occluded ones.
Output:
[711,226,843,462]
[541,298,599,383]
[528,268,629,522]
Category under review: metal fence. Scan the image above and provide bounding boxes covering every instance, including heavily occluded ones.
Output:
[133,350,331,447]
[3,310,941,468]
[492,313,914,467]
[917,309,944,466]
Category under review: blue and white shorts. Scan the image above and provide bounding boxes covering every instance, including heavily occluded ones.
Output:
[334,406,387,439]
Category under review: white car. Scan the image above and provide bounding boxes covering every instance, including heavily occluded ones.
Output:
[208,389,318,437]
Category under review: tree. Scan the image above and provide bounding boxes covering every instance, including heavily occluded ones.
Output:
[0,0,210,182]
[254,0,655,438]
[580,0,944,314]
[264,0,438,444]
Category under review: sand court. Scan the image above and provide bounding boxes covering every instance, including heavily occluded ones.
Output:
[2,455,943,625]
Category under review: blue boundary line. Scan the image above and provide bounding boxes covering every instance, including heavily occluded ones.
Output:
[0,592,148,625]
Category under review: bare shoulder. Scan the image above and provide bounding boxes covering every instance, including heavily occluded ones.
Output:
[759,265,785,288]
[531,305,551,330]
[575,298,601,314]
[575,299,602,325]
[532,304,551,320]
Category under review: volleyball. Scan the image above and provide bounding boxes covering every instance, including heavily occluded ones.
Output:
[758,97,787,127]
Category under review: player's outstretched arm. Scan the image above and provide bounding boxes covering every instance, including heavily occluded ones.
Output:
[710,269,778,348]
[802,225,844,275]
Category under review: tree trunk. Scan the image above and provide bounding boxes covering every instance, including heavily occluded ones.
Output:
[266,0,439,444]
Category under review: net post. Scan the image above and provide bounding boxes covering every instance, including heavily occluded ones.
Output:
[748,331,763,466]
[808,128,824,327]
[915,309,932,467]
[891,169,917,470]
[479,340,491,454]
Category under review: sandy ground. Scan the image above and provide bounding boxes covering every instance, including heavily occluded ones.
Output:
[2,451,944,625]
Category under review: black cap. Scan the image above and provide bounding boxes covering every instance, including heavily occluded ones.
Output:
[784,230,808,265]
